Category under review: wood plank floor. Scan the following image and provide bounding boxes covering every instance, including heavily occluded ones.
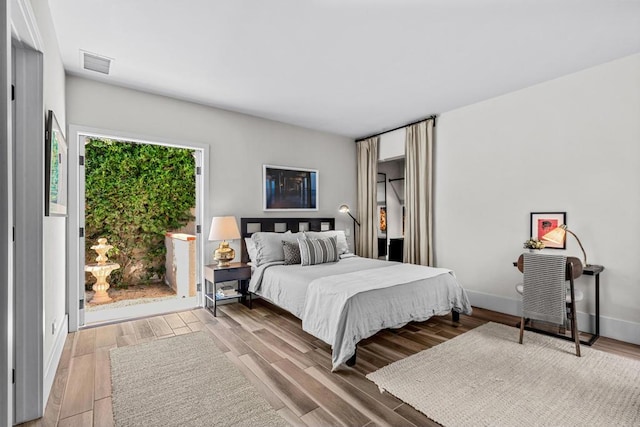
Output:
[20,302,640,427]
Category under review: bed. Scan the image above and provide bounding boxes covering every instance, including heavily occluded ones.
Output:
[241,217,472,371]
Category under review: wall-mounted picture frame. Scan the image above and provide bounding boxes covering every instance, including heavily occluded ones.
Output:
[530,212,566,249]
[263,165,318,211]
[45,110,68,216]
[379,206,387,233]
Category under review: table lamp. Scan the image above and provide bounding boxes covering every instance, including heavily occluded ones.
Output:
[541,224,589,266]
[208,216,241,267]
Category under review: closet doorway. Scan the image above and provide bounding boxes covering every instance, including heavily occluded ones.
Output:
[377,158,405,261]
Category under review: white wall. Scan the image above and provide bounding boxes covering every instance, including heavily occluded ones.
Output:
[435,53,640,343]
[25,0,67,414]
[65,76,357,260]
[30,0,65,128]
[378,128,405,162]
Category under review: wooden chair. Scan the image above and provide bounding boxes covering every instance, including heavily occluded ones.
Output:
[516,253,583,356]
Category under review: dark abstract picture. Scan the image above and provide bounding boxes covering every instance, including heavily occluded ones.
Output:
[263,165,318,210]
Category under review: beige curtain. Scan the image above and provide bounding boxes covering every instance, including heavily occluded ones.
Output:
[404,119,434,265]
[356,137,379,258]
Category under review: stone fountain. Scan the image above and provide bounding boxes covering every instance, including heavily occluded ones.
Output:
[85,238,120,304]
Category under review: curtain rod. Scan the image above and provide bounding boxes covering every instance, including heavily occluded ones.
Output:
[355,114,437,143]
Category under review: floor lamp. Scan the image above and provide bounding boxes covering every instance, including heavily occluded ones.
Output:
[338,204,360,253]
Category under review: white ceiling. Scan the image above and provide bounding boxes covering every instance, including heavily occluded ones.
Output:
[49,0,640,138]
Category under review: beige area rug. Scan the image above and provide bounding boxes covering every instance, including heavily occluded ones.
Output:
[110,332,288,427]
[367,322,640,427]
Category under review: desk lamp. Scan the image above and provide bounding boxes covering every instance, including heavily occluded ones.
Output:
[542,224,589,266]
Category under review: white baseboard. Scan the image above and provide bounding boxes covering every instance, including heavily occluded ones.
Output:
[466,290,640,346]
[467,290,521,317]
[43,314,68,406]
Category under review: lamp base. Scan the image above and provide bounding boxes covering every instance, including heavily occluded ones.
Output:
[214,241,235,267]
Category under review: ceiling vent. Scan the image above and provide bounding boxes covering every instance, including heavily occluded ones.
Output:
[81,51,112,75]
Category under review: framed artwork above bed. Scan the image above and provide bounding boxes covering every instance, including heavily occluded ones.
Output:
[263,165,318,211]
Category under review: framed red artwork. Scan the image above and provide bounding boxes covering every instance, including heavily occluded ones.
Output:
[529,212,566,249]
[379,206,387,233]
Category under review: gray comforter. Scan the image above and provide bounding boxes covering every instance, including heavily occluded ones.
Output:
[249,256,472,370]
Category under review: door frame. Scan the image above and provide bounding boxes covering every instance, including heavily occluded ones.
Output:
[67,124,208,331]
[12,41,44,423]
[0,1,12,424]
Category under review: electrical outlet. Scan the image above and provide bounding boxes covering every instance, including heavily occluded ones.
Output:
[345,228,351,237]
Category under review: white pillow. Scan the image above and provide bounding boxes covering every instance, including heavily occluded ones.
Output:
[251,231,304,266]
[304,230,350,255]
[244,237,258,264]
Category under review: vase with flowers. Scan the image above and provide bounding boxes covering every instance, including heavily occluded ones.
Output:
[523,238,545,252]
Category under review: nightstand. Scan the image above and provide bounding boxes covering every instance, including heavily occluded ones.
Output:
[204,262,252,317]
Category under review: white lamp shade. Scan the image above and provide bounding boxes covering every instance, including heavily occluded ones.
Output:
[208,216,240,241]
[541,224,567,245]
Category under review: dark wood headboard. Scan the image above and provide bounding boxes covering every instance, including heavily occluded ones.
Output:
[240,217,336,263]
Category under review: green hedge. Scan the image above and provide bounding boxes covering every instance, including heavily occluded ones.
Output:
[85,138,195,287]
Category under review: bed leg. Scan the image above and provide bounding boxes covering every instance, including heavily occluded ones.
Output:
[452,311,460,322]
[346,349,357,367]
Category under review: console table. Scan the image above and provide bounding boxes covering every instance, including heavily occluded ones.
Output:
[582,264,604,345]
[513,260,604,346]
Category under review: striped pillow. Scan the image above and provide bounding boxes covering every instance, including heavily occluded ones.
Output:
[298,237,339,266]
